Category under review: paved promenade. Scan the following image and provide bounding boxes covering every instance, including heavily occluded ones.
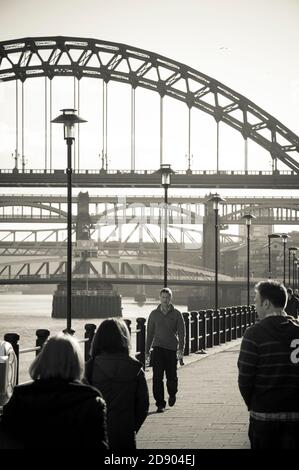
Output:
[137,339,250,449]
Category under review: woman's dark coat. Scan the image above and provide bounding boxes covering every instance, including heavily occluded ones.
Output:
[1,379,108,449]
[85,353,149,450]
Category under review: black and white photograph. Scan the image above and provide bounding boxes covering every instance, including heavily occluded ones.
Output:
[0,0,299,462]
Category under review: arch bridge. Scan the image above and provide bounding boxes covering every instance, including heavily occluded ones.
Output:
[0,36,299,181]
[1,193,299,224]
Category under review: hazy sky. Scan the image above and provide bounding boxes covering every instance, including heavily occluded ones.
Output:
[1,0,298,125]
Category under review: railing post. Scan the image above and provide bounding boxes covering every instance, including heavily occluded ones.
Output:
[240,305,246,335]
[124,319,132,335]
[237,306,242,338]
[219,308,226,343]
[136,317,146,367]
[183,312,190,356]
[231,306,237,340]
[226,307,232,342]
[84,323,97,361]
[244,305,250,331]
[35,329,50,356]
[198,310,207,351]
[4,333,20,385]
[214,309,220,346]
[243,305,247,331]
[206,309,213,348]
[250,305,257,325]
[190,311,199,353]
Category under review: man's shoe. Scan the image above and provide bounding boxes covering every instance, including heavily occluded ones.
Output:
[156,406,165,413]
[168,395,176,407]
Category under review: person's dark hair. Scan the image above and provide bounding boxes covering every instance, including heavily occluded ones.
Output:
[160,287,172,297]
[287,287,293,295]
[90,318,131,357]
[255,281,287,309]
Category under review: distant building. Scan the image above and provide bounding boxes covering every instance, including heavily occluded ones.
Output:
[221,229,299,281]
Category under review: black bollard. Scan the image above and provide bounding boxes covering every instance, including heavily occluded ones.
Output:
[4,333,20,385]
[231,306,237,340]
[136,317,146,367]
[237,306,243,338]
[226,307,232,342]
[214,309,220,346]
[198,310,207,352]
[183,312,190,357]
[84,323,97,361]
[124,319,132,336]
[206,309,213,348]
[190,311,199,353]
[219,308,226,344]
[35,329,50,356]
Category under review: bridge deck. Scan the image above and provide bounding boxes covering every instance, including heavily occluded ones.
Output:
[0,170,298,189]
[137,340,249,449]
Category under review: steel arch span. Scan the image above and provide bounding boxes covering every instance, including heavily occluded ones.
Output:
[1,36,299,172]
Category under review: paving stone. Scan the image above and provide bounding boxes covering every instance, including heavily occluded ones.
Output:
[137,339,251,449]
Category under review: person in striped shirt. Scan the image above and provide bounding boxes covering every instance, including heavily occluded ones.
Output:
[238,280,299,449]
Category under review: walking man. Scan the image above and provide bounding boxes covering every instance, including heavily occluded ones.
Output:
[238,280,299,449]
[145,288,185,413]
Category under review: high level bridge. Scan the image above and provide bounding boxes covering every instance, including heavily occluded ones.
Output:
[0,36,299,176]
[0,36,299,295]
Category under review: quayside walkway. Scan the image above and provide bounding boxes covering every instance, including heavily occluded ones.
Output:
[137,339,250,449]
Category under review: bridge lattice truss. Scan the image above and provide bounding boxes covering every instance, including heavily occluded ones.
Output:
[1,195,299,257]
[1,36,299,171]
[0,254,231,283]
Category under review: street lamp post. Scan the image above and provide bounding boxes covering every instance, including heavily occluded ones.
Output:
[281,234,289,285]
[208,193,226,312]
[158,164,175,288]
[51,109,87,333]
[288,247,297,287]
[268,234,281,279]
[242,214,256,306]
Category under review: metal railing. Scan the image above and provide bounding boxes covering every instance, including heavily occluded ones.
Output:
[3,306,256,385]
[0,168,296,176]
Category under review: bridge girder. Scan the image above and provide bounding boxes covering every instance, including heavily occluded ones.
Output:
[1,195,299,225]
[0,36,299,171]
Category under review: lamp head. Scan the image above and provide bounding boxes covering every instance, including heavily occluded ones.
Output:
[289,246,298,252]
[51,109,87,139]
[268,233,281,240]
[242,213,256,225]
[157,164,175,186]
[208,193,226,211]
[281,233,289,243]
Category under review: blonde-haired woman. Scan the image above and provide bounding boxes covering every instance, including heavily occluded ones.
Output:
[1,333,108,449]
[85,318,149,450]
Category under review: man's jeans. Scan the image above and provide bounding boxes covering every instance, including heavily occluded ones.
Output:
[152,346,178,408]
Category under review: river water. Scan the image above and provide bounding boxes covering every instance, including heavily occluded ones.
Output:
[0,294,187,382]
